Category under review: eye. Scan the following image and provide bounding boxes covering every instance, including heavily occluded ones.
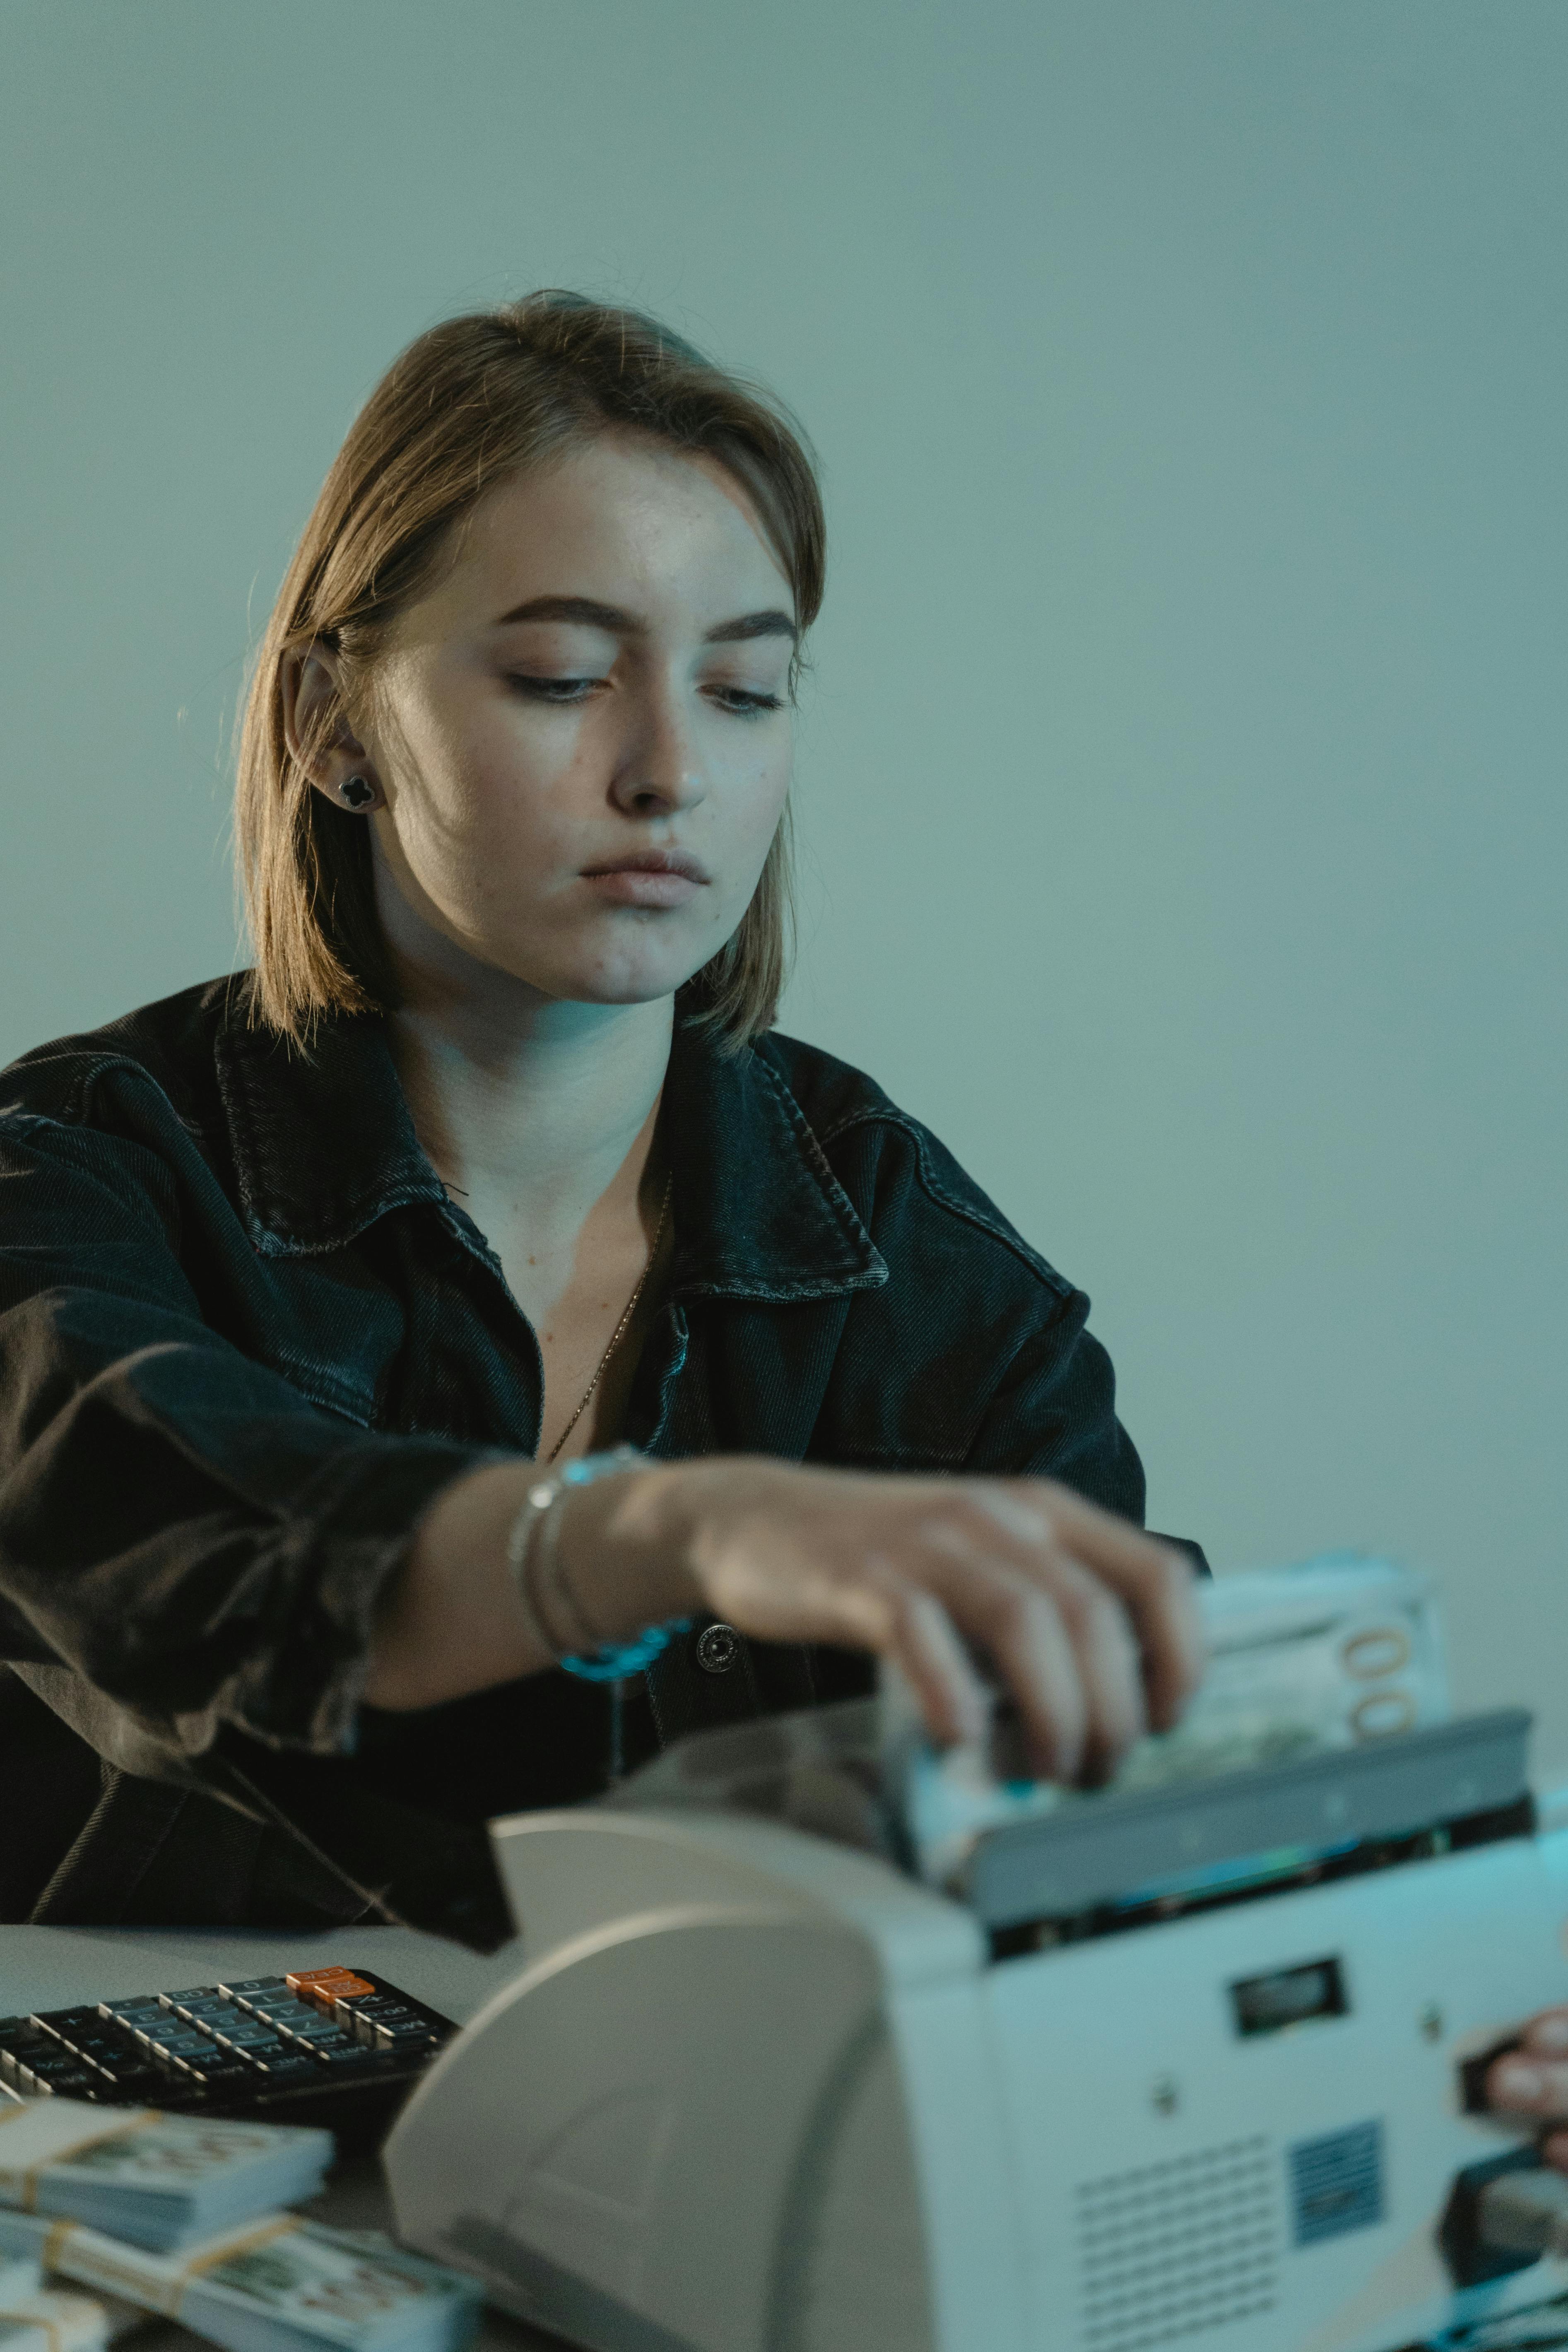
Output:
[508,674,603,704]
[708,687,786,717]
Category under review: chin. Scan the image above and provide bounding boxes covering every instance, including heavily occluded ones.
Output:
[508,951,704,1011]
[545,918,730,1009]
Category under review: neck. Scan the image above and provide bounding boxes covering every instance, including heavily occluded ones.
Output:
[381,914,673,1239]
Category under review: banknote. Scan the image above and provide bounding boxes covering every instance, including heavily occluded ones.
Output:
[0,2207,482,2352]
[889,1552,1451,1888]
[0,2289,107,2352]
[612,1552,1452,1895]
[0,2260,39,2306]
[0,2102,332,2253]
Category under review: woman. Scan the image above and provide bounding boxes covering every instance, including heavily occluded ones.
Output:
[0,293,1199,1943]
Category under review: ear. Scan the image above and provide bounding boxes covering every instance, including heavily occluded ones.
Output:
[281,644,385,811]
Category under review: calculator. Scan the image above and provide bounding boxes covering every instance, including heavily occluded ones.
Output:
[0,1966,456,2147]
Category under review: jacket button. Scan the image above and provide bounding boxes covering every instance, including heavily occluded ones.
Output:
[694,1622,741,1676]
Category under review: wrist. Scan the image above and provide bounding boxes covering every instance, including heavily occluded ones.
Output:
[554,1455,713,1636]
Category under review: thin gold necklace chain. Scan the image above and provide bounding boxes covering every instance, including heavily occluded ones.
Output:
[545,1170,674,1465]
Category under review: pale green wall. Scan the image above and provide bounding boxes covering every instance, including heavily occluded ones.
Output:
[3,4,1566,1757]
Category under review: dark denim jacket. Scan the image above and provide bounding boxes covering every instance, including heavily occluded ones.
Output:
[0,977,1147,1945]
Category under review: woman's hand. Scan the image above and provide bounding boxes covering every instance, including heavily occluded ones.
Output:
[1486,2010,1568,2173]
[369,1453,1203,1787]
[569,1456,1202,1784]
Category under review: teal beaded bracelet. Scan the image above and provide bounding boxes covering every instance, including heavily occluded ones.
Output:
[505,1444,688,1683]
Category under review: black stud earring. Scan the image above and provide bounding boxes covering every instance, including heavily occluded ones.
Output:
[337,774,377,810]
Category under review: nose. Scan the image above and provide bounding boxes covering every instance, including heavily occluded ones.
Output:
[608,675,708,820]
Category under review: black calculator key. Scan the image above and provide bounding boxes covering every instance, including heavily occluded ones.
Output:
[99,2004,167,2036]
[1,2049,56,2073]
[216,1979,294,2019]
[0,2025,59,2089]
[252,2002,308,2034]
[147,2038,211,2068]
[246,2050,323,2084]
[32,2029,119,2082]
[280,2017,348,2045]
[365,2019,438,2050]
[22,2043,94,2076]
[181,2054,255,2087]
[36,2006,108,2039]
[2,2019,56,2052]
[91,2058,166,2096]
[309,2043,384,2074]
[18,2050,103,2095]
[342,1998,428,2030]
[215,2038,286,2067]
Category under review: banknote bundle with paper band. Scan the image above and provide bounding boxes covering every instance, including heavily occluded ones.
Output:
[0,2287,108,2352]
[0,2208,482,2352]
[0,2252,106,2352]
[0,2104,332,2254]
[889,1551,1453,1887]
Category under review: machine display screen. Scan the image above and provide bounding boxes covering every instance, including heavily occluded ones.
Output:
[1230,1955,1349,2036]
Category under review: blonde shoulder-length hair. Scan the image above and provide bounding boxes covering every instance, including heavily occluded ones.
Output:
[236,291,826,1050]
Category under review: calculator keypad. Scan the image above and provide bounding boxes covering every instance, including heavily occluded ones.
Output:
[0,1968,453,2121]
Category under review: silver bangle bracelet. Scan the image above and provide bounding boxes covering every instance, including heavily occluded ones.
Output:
[505,1443,644,1664]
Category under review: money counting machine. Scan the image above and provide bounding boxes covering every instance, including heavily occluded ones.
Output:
[383,1704,1568,2352]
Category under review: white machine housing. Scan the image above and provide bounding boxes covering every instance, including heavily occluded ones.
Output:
[384,1755,1568,2352]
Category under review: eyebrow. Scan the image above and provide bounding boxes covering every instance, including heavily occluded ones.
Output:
[491,594,797,645]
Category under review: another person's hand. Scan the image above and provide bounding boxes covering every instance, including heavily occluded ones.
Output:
[1486,2010,1568,2173]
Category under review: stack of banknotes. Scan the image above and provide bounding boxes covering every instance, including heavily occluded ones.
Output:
[0,2102,332,2252]
[0,2246,108,2352]
[0,2101,482,2352]
[0,2206,482,2352]
[613,1550,1452,1894]
[890,1550,1452,1887]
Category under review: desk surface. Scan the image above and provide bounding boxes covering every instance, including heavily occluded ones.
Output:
[0,1926,573,2352]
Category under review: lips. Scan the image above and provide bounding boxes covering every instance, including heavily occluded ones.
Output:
[580,847,710,909]
[580,848,710,884]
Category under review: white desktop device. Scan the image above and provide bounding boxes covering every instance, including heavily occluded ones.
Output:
[383,1708,1568,2352]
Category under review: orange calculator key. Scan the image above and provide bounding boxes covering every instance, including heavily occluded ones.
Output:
[286,1966,376,2003]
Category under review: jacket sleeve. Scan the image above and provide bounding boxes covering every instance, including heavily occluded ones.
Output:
[0,1106,488,1766]
[959,1286,1148,1523]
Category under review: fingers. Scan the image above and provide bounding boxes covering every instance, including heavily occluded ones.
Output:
[942,1563,1090,1780]
[1487,2013,1568,2176]
[1521,2009,1568,2058]
[709,1536,998,1752]
[1000,1482,1204,1733]
[866,1573,992,1753]
[1040,1554,1148,1776]
[1487,2052,1568,2122]
[1486,2010,1568,2133]
[913,1513,1144,1781]
[668,1457,1200,1784]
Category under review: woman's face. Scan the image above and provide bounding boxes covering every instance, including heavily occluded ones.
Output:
[342,433,797,1008]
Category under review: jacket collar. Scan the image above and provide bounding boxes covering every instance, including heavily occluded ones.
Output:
[214,995,886,1305]
[661,1022,886,1302]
